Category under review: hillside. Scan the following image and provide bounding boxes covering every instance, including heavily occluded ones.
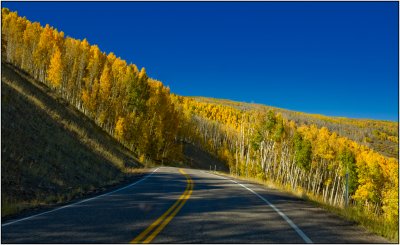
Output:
[183,143,229,172]
[174,94,398,240]
[1,62,227,218]
[1,62,143,217]
[1,8,397,240]
[191,96,398,158]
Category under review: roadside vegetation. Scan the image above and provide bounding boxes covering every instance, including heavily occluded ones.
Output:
[213,170,398,242]
[2,8,398,241]
[2,63,143,217]
[175,96,398,242]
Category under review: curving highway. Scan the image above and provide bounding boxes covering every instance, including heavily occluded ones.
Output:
[1,167,388,243]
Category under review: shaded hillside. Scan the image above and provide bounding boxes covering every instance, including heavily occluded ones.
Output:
[1,9,397,240]
[2,9,182,163]
[183,143,229,172]
[1,62,142,217]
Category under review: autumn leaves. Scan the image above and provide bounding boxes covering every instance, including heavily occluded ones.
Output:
[2,7,398,229]
[2,8,182,163]
[47,47,62,88]
[178,96,398,226]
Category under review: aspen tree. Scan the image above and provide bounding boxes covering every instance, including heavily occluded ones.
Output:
[47,46,63,89]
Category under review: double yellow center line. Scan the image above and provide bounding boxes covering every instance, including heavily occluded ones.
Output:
[131,169,193,244]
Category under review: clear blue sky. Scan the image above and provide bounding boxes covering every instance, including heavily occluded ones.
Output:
[3,2,399,121]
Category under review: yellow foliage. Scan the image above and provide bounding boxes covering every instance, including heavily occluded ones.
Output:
[81,89,90,109]
[387,136,398,144]
[3,9,398,230]
[99,64,112,100]
[138,67,146,80]
[114,117,125,141]
[354,181,375,203]
[47,46,62,88]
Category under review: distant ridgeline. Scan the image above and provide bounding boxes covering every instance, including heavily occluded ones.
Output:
[2,8,398,228]
[172,95,398,227]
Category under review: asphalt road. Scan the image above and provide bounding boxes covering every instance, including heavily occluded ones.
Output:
[1,167,389,243]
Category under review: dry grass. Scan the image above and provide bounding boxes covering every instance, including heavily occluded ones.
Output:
[312,200,398,242]
[1,62,144,218]
[212,171,398,243]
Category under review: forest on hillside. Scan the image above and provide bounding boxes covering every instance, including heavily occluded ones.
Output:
[193,97,399,158]
[1,8,398,236]
[2,8,183,164]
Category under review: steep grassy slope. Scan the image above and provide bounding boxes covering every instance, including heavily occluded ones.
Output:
[1,62,142,217]
[1,9,396,239]
[1,62,229,218]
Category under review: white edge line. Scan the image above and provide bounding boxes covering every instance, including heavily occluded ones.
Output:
[200,170,229,180]
[204,171,313,244]
[2,167,160,227]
